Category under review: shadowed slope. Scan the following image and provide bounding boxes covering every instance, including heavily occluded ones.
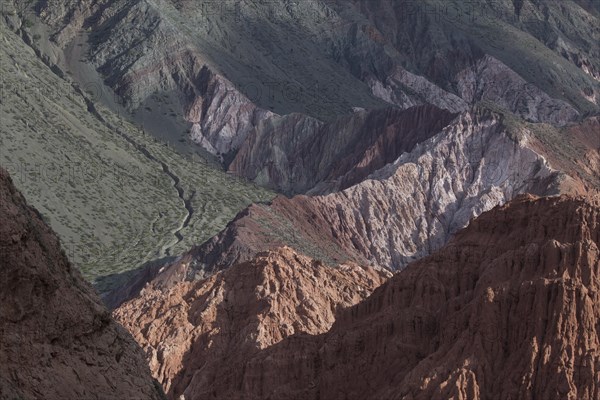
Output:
[0,169,165,400]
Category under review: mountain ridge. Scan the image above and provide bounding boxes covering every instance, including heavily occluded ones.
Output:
[115,193,600,400]
[109,104,598,307]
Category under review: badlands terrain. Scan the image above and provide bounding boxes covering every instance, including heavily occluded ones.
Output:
[0,0,599,399]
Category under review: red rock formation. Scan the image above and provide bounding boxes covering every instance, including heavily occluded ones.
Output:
[232,195,600,400]
[0,169,165,400]
[120,194,600,399]
[113,247,390,397]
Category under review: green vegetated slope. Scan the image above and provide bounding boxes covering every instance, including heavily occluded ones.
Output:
[0,19,273,291]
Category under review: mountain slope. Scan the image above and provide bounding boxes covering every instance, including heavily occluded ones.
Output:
[334,0,600,116]
[126,106,595,296]
[0,168,166,400]
[229,104,458,194]
[118,194,600,400]
[10,3,597,274]
[0,11,273,290]
[242,194,600,400]
[114,247,390,396]
[31,0,599,171]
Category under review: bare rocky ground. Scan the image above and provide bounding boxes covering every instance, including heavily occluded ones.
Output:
[114,246,390,395]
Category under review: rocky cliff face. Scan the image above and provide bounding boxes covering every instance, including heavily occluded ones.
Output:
[134,194,600,400]
[255,194,600,400]
[186,66,275,159]
[0,169,165,400]
[229,104,457,194]
[114,247,390,397]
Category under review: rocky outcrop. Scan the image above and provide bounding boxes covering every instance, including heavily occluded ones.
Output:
[229,105,457,194]
[113,247,390,397]
[141,194,600,400]
[187,66,275,159]
[366,65,469,113]
[0,169,165,400]
[456,55,579,125]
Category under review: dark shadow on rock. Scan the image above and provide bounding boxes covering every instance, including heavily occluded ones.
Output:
[96,256,177,310]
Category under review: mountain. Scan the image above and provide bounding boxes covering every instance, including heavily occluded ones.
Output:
[0,5,273,291]
[109,106,597,305]
[0,168,166,400]
[115,194,600,400]
[333,0,600,116]
[9,0,595,297]
[33,0,599,167]
[114,247,390,396]
[1,1,599,399]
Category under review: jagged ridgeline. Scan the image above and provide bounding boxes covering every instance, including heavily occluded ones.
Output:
[0,4,273,292]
